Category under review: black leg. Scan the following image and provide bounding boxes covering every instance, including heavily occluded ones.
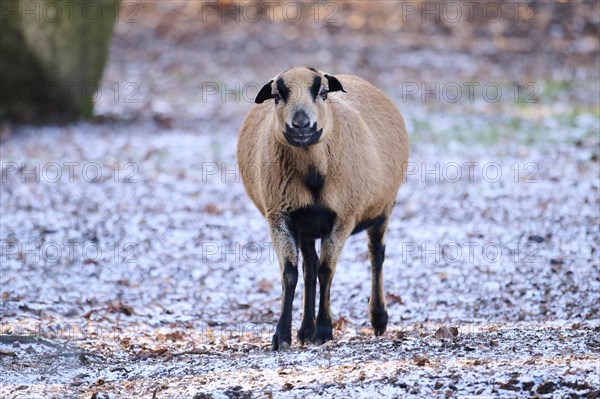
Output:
[272,258,298,350]
[314,259,334,344]
[298,238,318,344]
[368,216,389,336]
[313,223,353,345]
[267,212,299,351]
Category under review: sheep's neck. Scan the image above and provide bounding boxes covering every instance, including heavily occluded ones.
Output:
[279,141,330,179]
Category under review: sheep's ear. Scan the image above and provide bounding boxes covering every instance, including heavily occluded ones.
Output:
[324,74,347,93]
[255,80,274,104]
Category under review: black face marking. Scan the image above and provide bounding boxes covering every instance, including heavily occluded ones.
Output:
[310,76,322,102]
[305,165,325,201]
[351,213,386,235]
[307,67,318,72]
[276,78,290,102]
[289,205,336,239]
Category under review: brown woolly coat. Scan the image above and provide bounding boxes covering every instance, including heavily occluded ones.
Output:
[237,74,409,230]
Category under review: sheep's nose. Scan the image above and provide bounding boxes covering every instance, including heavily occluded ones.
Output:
[292,111,310,129]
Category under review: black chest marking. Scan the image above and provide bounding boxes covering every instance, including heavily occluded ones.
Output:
[289,166,332,240]
[289,205,336,240]
[304,165,325,201]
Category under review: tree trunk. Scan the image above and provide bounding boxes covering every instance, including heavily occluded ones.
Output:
[0,0,120,122]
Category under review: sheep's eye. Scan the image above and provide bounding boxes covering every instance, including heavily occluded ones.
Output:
[320,88,328,100]
[273,93,281,104]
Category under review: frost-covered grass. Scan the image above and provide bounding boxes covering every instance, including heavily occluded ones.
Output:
[402,95,600,148]
[1,98,598,398]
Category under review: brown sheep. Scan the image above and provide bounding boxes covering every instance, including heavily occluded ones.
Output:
[237,66,409,350]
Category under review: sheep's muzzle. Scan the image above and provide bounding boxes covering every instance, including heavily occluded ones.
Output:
[283,123,323,147]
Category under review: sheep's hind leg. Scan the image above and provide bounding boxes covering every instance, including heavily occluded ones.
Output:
[298,237,318,344]
[367,215,390,336]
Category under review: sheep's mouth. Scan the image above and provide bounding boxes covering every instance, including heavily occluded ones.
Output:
[283,125,323,147]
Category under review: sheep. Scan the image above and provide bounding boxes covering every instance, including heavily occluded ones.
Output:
[237,66,409,350]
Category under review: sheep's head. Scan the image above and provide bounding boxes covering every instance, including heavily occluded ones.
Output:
[255,67,346,148]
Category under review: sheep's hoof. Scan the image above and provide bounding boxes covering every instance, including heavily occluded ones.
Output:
[271,333,291,351]
[370,308,388,336]
[314,324,333,345]
[297,324,316,345]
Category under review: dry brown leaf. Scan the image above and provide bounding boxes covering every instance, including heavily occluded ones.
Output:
[282,382,294,391]
[413,356,430,366]
[107,303,134,316]
[135,347,169,360]
[334,316,348,331]
[157,331,185,342]
[434,326,458,340]
[386,292,403,305]
[203,204,220,214]
[0,349,17,358]
[257,278,274,293]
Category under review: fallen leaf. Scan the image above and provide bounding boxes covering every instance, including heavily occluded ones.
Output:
[434,326,458,340]
[334,316,347,331]
[135,347,169,360]
[395,330,408,341]
[413,356,429,366]
[157,331,185,342]
[386,292,403,305]
[107,303,134,316]
[257,278,274,293]
[536,380,556,394]
[570,322,585,330]
[282,382,294,391]
[0,349,17,357]
[527,235,545,243]
[203,204,220,214]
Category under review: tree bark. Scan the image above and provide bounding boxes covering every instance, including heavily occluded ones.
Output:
[0,0,120,122]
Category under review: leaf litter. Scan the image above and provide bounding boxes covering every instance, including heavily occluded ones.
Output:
[1,3,599,397]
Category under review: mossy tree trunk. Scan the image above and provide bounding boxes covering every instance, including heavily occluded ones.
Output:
[0,0,120,122]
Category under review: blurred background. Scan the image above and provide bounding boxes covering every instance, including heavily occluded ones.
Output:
[1,2,599,396]
[2,0,600,333]
[2,0,599,127]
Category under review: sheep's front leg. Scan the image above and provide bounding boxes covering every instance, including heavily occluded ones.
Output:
[315,223,353,344]
[267,212,298,351]
[298,238,318,344]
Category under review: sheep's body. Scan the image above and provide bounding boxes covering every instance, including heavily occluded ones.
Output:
[239,75,408,227]
[237,68,408,350]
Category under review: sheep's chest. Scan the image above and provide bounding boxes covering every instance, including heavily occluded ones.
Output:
[288,205,336,239]
[285,165,385,239]
[284,165,337,239]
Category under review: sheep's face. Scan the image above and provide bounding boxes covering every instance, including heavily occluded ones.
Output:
[255,67,346,148]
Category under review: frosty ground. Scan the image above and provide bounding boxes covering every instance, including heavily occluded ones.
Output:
[1,102,599,398]
[2,2,600,397]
